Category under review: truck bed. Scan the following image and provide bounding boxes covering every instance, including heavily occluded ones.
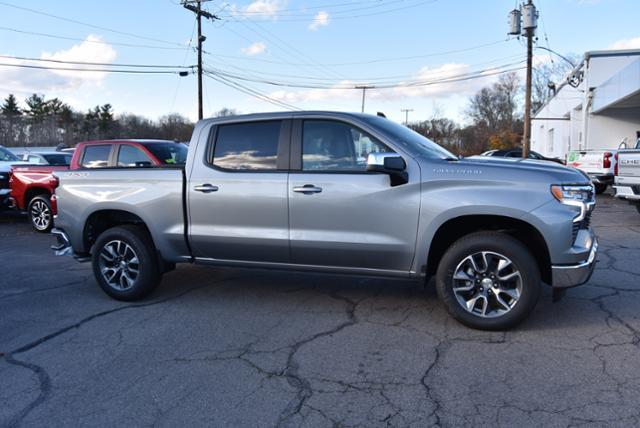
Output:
[54,167,190,261]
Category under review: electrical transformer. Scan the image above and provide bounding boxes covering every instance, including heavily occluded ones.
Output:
[508,9,521,35]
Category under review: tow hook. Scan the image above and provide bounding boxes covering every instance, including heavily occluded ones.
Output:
[51,228,73,256]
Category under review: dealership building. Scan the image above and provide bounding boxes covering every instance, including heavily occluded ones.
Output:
[531,49,640,159]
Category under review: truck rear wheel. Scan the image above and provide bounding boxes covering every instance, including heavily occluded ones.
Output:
[91,225,162,301]
[636,203,640,215]
[594,183,607,194]
[435,231,541,331]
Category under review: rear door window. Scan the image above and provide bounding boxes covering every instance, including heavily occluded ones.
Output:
[117,145,153,167]
[81,145,112,168]
[212,121,282,170]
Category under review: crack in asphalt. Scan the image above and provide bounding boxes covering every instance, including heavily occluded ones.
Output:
[275,290,360,428]
[2,276,240,428]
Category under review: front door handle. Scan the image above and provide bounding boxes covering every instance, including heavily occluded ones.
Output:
[293,184,322,194]
[194,184,219,193]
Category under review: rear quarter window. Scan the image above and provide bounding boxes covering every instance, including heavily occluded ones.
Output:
[81,145,111,168]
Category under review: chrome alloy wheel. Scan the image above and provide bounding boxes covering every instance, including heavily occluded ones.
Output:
[30,200,51,231]
[98,240,140,291]
[452,251,523,318]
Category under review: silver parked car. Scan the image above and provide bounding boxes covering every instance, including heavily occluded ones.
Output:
[51,112,598,330]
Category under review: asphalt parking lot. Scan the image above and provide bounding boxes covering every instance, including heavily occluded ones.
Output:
[1,194,639,427]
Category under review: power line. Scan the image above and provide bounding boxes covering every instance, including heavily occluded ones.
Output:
[0,62,190,75]
[222,0,438,21]
[204,39,509,67]
[203,53,524,85]
[0,54,192,69]
[0,1,186,47]
[226,0,411,15]
[0,26,192,51]
[203,61,526,90]
[204,71,300,111]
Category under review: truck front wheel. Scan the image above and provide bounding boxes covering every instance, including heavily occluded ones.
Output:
[91,225,162,301]
[435,231,541,331]
[28,195,53,233]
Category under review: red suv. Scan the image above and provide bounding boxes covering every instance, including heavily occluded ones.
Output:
[10,140,187,232]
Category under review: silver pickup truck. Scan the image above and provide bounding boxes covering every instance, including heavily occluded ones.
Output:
[614,142,640,214]
[52,112,598,330]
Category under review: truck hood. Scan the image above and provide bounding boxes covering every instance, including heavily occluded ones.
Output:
[0,161,28,172]
[461,155,589,184]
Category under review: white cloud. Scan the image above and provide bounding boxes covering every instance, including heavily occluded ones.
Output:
[609,37,640,50]
[241,41,267,56]
[309,11,330,31]
[237,0,285,18]
[0,35,117,95]
[268,63,497,104]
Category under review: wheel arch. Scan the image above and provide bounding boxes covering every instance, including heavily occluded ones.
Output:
[425,214,552,285]
[83,209,156,255]
[25,186,51,208]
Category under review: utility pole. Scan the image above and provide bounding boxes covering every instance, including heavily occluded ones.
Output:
[401,109,414,125]
[509,0,538,158]
[182,0,218,120]
[355,85,373,113]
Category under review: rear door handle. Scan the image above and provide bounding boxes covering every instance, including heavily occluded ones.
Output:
[293,184,322,194]
[194,184,219,193]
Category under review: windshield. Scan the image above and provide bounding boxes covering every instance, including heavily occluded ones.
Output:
[141,142,188,165]
[362,115,457,160]
[0,147,19,162]
[43,154,72,166]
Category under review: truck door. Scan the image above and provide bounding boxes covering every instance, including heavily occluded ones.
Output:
[287,119,421,272]
[188,119,291,263]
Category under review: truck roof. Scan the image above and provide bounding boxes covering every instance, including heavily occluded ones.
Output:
[200,111,379,125]
[78,139,179,145]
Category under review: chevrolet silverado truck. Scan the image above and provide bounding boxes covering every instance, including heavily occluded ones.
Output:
[613,141,640,214]
[10,141,187,232]
[51,112,598,330]
[566,149,617,194]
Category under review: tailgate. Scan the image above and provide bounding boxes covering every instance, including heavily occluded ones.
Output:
[618,150,640,177]
[566,151,608,174]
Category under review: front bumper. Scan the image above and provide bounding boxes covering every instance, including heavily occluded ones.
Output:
[551,239,598,288]
[0,189,11,207]
[51,228,73,256]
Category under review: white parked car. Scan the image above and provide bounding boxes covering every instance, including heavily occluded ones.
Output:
[566,150,617,194]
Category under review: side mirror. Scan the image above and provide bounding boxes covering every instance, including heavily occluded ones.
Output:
[366,153,408,186]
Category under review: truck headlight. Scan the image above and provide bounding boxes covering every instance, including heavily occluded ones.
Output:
[551,184,595,222]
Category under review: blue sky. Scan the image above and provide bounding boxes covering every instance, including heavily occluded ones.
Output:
[1,0,639,124]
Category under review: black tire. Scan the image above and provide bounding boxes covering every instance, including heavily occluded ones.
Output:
[28,195,53,233]
[594,183,607,194]
[635,203,640,215]
[91,225,162,301]
[435,231,541,331]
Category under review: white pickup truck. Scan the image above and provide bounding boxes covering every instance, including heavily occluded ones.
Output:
[614,141,640,214]
[566,150,617,194]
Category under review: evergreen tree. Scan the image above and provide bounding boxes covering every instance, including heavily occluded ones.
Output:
[1,94,21,116]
